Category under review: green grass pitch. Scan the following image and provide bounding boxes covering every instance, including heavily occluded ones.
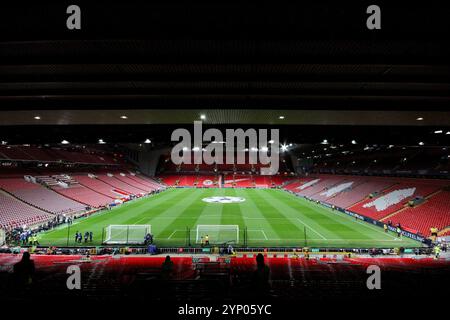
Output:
[38,188,421,248]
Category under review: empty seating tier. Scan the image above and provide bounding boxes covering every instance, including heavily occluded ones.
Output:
[0,192,53,229]
[0,178,86,215]
[388,191,450,236]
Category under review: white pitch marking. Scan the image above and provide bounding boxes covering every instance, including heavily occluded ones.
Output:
[247,229,269,240]
[296,196,404,241]
[260,229,269,240]
[167,230,178,240]
[296,218,327,240]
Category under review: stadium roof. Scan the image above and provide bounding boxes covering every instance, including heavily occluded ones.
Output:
[0,2,449,145]
[1,109,449,127]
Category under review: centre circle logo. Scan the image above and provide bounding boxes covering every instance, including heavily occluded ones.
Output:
[202,196,246,204]
[202,180,214,186]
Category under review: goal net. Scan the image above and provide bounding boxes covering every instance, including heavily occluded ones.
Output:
[195,225,239,244]
[104,225,151,245]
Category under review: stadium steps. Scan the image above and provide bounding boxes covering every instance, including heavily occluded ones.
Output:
[346,181,401,213]
[379,190,443,222]
[113,176,148,193]
[77,177,127,198]
[114,174,150,192]
[0,187,54,215]
[308,178,349,199]
[424,189,443,200]
[345,197,364,209]
[380,205,412,222]
[127,174,160,189]
[283,179,300,188]
[438,226,450,236]
[50,188,87,205]
[50,185,113,207]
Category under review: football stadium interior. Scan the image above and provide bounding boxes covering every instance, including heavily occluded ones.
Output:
[0,1,449,307]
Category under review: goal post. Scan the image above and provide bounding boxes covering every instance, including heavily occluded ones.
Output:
[103,225,151,245]
[0,228,5,246]
[195,225,239,245]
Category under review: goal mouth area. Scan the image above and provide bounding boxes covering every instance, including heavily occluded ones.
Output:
[195,224,240,245]
[103,224,151,245]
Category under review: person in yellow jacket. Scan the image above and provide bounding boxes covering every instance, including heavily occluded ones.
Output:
[430,227,438,242]
[430,227,438,237]
[433,245,441,259]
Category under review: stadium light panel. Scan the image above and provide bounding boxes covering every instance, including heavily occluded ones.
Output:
[120,115,128,119]
[34,116,41,120]
[351,140,357,144]
[416,117,424,121]
[98,139,106,144]
[144,139,151,144]
[434,130,443,134]
[61,140,69,144]
[278,115,285,119]
[418,142,425,145]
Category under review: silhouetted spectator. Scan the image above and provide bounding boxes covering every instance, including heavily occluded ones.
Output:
[13,252,35,290]
[252,253,270,295]
[161,255,174,280]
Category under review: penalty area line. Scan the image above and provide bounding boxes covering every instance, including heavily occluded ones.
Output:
[167,230,180,240]
[296,218,327,240]
[246,229,269,240]
[261,229,269,240]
